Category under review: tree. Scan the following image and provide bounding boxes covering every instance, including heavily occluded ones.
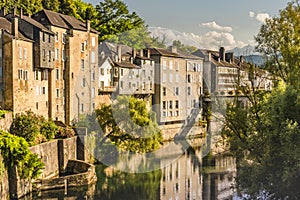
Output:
[172,40,197,54]
[93,0,145,42]
[255,0,300,86]
[95,96,162,153]
[223,1,300,198]
[42,0,60,12]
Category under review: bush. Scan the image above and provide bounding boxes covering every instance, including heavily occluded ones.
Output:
[55,126,75,139]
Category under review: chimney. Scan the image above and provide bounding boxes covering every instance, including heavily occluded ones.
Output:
[86,20,90,31]
[0,8,6,17]
[219,47,225,61]
[20,8,23,19]
[208,52,211,61]
[140,49,143,57]
[12,7,16,16]
[170,46,177,53]
[147,49,150,58]
[132,49,136,58]
[117,45,121,62]
[12,17,18,37]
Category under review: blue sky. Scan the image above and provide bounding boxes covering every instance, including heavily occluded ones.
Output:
[86,0,291,50]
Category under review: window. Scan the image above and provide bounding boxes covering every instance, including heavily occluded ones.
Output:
[169,61,173,69]
[42,87,46,95]
[187,87,191,95]
[23,70,29,80]
[92,37,96,47]
[81,104,84,112]
[162,73,166,82]
[56,89,59,98]
[62,33,66,43]
[81,78,86,87]
[175,87,179,95]
[55,49,59,60]
[187,74,191,83]
[120,81,123,88]
[42,70,48,80]
[24,48,27,60]
[92,87,95,98]
[175,74,179,82]
[162,101,166,109]
[62,49,65,61]
[91,51,96,63]
[19,47,22,59]
[81,43,85,52]
[169,74,173,82]
[48,34,51,43]
[18,69,23,79]
[81,59,84,69]
[42,49,46,60]
[169,101,173,109]
[36,86,39,95]
[55,69,59,80]
[34,70,39,80]
[48,50,51,61]
[92,71,95,81]
[162,60,167,70]
[175,61,179,71]
[92,103,95,110]
[36,102,39,110]
[163,87,166,96]
[100,68,104,75]
[42,32,45,42]
[129,82,132,89]
[55,32,58,41]
[56,104,59,111]
[120,69,124,76]
[175,100,179,109]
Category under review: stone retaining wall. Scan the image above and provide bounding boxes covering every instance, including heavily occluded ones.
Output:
[36,160,97,191]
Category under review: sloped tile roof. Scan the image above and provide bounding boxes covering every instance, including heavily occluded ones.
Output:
[0,17,31,41]
[21,15,54,34]
[33,10,98,33]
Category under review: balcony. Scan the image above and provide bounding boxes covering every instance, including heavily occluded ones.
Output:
[98,86,116,94]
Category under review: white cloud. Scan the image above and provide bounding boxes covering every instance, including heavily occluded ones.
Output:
[256,13,270,23]
[201,21,232,32]
[249,11,255,18]
[249,11,270,23]
[148,27,246,51]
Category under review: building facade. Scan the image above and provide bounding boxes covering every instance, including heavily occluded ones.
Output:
[33,10,99,124]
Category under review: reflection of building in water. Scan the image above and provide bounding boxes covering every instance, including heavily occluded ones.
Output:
[160,147,203,200]
[203,154,236,200]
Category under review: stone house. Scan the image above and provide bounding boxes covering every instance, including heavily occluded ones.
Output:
[16,11,55,118]
[149,47,203,126]
[98,42,155,109]
[32,10,99,124]
[0,16,36,114]
[193,47,248,96]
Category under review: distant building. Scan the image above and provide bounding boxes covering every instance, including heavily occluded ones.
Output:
[149,47,203,125]
[98,42,155,109]
[33,10,99,124]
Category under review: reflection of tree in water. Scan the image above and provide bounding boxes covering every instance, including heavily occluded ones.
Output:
[95,164,161,200]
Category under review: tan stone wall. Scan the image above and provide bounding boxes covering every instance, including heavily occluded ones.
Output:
[50,26,67,122]
[0,112,13,132]
[67,30,98,123]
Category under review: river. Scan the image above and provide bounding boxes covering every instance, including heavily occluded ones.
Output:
[22,139,237,200]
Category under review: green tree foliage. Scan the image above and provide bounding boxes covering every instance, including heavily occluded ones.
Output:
[96,96,163,153]
[93,0,145,42]
[172,40,197,54]
[11,111,58,146]
[223,2,300,197]
[0,0,42,15]
[41,0,60,12]
[255,0,300,86]
[0,131,44,179]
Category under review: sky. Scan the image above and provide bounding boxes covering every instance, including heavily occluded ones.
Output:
[86,0,291,50]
